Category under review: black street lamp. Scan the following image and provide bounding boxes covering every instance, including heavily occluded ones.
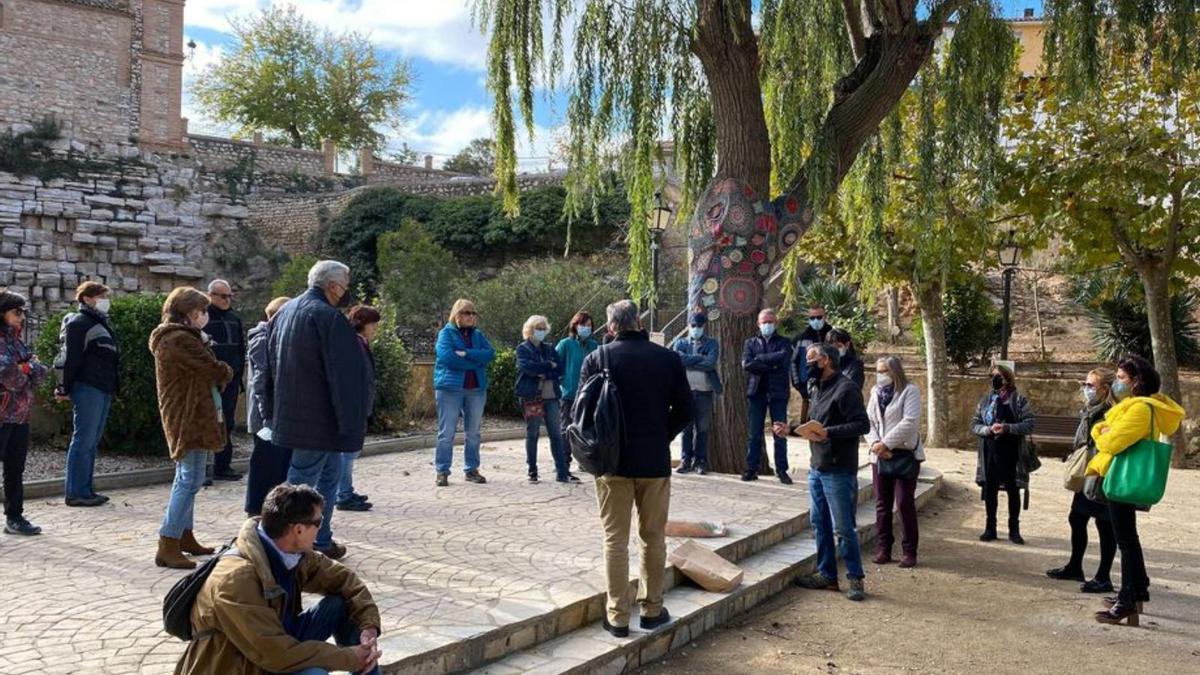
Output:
[998,228,1021,360]
[649,192,672,332]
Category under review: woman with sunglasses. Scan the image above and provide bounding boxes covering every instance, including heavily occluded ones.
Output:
[0,292,49,535]
[433,299,495,487]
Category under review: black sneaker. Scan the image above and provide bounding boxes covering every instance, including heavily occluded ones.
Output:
[639,607,672,630]
[602,617,630,639]
[740,471,759,482]
[676,462,694,474]
[794,573,840,591]
[213,469,243,482]
[317,541,347,560]
[351,492,370,502]
[1082,578,1115,594]
[464,470,487,484]
[528,474,539,484]
[336,499,372,512]
[4,517,42,536]
[1046,566,1086,582]
[435,472,449,487]
[91,493,111,504]
[65,496,106,507]
[846,578,865,602]
[777,472,794,485]
[556,473,582,483]
[979,528,997,542]
[696,463,708,475]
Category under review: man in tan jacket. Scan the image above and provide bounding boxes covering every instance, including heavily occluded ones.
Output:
[174,484,383,675]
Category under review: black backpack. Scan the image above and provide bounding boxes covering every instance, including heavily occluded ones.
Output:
[162,539,239,641]
[566,344,624,475]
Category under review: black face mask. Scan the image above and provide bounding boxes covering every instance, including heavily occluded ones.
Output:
[806,360,823,381]
[991,374,1004,390]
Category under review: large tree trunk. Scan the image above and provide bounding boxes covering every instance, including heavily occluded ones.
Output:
[1138,263,1186,468]
[691,0,773,474]
[886,286,901,343]
[915,280,950,447]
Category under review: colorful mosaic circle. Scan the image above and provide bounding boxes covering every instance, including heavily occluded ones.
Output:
[719,277,761,315]
[728,249,744,263]
[726,204,752,235]
[707,307,721,321]
[702,278,719,294]
[778,223,801,254]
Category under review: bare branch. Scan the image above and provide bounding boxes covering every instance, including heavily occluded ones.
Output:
[842,0,868,60]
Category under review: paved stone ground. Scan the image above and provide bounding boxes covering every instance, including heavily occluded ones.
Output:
[0,437,820,675]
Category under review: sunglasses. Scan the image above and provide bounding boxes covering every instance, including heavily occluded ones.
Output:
[808,314,825,319]
[460,310,478,316]
[298,517,324,528]
[211,293,235,300]
[9,308,26,315]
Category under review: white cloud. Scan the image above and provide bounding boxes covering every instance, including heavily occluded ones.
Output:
[185,0,487,69]
[393,105,560,172]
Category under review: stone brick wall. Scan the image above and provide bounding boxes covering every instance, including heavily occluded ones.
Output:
[185,135,331,177]
[0,0,135,147]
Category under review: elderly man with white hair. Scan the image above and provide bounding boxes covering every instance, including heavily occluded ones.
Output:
[262,260,370,560]
[203,278,246,482]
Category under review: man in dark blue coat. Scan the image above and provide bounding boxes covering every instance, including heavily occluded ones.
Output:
[741,308,793,484]
[204,279,246,482]
[263,260,369,561]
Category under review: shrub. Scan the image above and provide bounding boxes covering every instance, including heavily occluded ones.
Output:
[1071,274,1200,367]
[35,294,169,456]
[369,304,414,432]
[272,254,318,297]
[377,221,460,330]
[453,254,627,348]
[486,349,521,417]
[782,274,879,346]
[911,278,1001,371]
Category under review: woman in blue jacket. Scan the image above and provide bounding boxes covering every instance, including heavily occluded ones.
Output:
[516,315,574,483]
[434,299,495,487]
[554,311,598,448]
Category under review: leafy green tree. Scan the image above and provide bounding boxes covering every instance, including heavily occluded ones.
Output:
[1006,48,1200,465]
[1072,273,1200,368]
[271,254,318,297]
[443,138,497,176]
[377,221,461,330]
[193,5,411,150]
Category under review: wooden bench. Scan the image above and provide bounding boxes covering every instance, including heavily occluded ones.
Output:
[1031,414,1082,457]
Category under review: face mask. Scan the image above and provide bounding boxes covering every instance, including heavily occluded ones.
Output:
[532,329,548,343]
[1112,381,1131,400]
[577,326,592,340]
[991,374,1004,391]
[838,346,848,358]
[191,311,210,331]
[94,298,111,315]
[809,318,825,330]
[877,374,893,388]
[760,322,776,338]
[689,326,704,339]
[806,360,823,381]
[1082,385,1098,405]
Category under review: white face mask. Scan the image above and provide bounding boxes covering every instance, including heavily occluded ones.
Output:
[191,311,210,331]
[876,374,893,388]
[94,298,111,315]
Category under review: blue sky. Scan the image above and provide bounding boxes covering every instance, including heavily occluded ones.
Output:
[182,0,1043,170]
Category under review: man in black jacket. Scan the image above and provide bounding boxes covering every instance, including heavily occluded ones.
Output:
[741,308,793,484]
[204,279,246,481]
[577,300,692,639]
[793,342,871,601]
[790,304,834,425]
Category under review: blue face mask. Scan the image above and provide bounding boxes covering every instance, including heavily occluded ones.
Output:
[689,326,704,339]
[760,323,776,338]
[809,318,825,331]
[1112,381,1131,400]
[532,329,548,343]
[577,326,592,340]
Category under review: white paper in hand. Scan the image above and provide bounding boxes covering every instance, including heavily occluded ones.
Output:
[256,427,273,442]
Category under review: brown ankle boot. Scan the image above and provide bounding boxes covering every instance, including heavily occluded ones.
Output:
[180,529,215,555]
[156,536,196,569]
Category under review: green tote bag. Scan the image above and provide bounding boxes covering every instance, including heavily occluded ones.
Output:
[1103,404,1172,506]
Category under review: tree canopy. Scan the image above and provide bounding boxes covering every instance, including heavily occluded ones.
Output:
[193,5,412,151]
[443,138,498,175]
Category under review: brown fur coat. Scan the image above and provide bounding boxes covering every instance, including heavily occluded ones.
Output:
[149,324,234,461]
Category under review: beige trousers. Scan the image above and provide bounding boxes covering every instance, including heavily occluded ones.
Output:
[594,475,670,627]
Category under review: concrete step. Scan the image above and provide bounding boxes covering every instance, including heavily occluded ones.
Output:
[376,465,883,674]
[466,467,943,675]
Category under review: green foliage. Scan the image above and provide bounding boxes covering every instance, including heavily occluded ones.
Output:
[1,117,110,180]
[192,5,411,151]
[485,349,521,417]
[780,273,878,346]
[454,254,626,348]
[910,279,1000,372]
[323,185,627,293]
[377,221,460,330]
[443,138,496,176]
[272,255,318,297]
[369,305,414,432]
[36,295,169,456]
[1071,274,1200,367]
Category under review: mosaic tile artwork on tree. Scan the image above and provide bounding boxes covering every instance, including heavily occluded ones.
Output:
[687,177,813,319]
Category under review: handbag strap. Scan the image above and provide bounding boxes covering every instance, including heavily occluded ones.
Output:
[1145,403,1158,441]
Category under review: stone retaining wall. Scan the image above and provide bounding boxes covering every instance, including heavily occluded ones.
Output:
[186,134,330,177]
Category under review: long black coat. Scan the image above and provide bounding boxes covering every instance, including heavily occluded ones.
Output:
[263,287,370,453]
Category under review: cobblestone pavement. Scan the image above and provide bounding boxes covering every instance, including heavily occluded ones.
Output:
[0,438,817,675]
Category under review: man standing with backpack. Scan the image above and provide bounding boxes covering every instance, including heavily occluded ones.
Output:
[575,300,693,638]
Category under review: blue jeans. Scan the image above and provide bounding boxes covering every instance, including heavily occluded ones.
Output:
[287,595,381,675]
[337,451,361,503]
[434,389,486,474]
[682,391,714,465]
[288,450,343,550]
[746,395,789,474]
[525,398,568,478]
[159,451,208,538]
[808,469,864,581]
[64,382,112,499]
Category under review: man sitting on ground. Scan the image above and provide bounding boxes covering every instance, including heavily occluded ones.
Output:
[174,484,383,675]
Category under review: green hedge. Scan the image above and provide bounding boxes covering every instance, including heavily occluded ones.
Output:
[35,294,168,456]
[369,304,414,432]
[485,349,521,417]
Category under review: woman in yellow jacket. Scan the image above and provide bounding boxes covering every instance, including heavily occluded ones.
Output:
[1087,355,1184,626]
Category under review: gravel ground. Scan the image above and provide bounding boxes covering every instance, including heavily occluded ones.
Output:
[23,416,522,481]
